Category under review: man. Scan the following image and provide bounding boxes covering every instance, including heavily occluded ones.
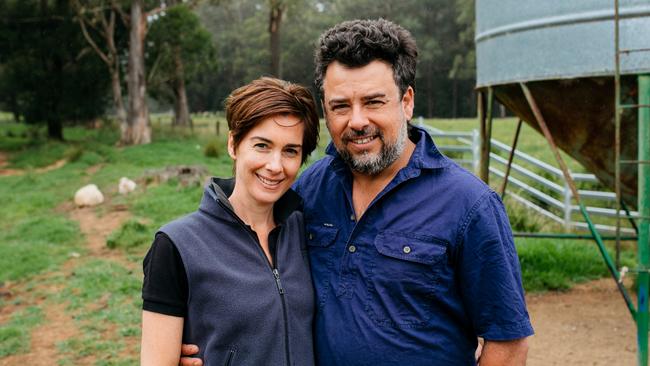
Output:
[181,18,533,365]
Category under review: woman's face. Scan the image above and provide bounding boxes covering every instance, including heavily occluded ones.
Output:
[228,114,304,207]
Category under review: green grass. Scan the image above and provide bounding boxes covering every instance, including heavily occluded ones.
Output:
[0,306,43,357]
[516,237,635,292]
[54,259,142,366]
[0,115,640,363]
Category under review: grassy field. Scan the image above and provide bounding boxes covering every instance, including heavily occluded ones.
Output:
[0,116,635,364]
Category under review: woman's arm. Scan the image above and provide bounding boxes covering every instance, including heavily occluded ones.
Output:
[141,310,184,366]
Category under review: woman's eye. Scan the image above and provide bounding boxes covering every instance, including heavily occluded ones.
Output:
[284,149,299,157]
[254,143,269,150]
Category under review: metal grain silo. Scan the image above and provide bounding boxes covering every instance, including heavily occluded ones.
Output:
[475,0,650,206]
[475,2,650,364]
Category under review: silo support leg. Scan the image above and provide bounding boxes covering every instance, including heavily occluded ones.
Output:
[637,74,650,366]
[519,82,637,319]
[479,88,494,184]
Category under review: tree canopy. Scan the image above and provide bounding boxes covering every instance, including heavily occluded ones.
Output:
[0,0,478,141]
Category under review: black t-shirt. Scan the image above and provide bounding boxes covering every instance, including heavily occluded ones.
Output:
[142,229,281,317]
[142,233,189,317]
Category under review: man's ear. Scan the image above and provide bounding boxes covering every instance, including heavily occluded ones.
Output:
[401,86,415,121]
[227,133,236,160]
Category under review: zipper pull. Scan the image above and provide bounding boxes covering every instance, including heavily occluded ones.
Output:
[273,268,285,295]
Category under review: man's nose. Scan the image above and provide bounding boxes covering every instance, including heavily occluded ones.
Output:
[348,104,369,131]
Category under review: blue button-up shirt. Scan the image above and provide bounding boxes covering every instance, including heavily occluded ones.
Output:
[294,126,533,366]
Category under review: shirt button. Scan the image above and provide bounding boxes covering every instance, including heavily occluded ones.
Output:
[403,245,412,254]
[348,245,357,253]
[308,233,313,240]
[350,214,355,221]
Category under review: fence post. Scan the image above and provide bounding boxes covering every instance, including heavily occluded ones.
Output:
[472,129,480,175]
[563,179,572,230]
[418,116,424,127]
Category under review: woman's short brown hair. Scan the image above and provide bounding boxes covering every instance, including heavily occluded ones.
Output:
[225,77,320,164]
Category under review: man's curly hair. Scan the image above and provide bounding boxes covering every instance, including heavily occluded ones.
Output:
[314,18,418,98]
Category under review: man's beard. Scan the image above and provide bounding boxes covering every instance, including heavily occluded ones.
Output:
[336,121,408,176]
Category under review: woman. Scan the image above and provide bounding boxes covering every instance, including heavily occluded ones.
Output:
[140,77,320,366]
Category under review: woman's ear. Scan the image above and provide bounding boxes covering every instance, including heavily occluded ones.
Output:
[227,133,236,160]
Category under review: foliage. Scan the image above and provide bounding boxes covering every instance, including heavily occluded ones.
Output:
[0,0,111,139]
[146,5,215,107]
[516,238,635,292]
[203,137,224,157]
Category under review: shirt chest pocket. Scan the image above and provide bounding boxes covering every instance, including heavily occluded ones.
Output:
[306,224,339,307]
[365,231,449,328]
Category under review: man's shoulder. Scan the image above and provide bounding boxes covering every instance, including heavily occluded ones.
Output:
[421,159,492,200]
[295,156,336,189]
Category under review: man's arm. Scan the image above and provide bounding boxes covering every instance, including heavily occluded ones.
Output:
[478,338,529,366]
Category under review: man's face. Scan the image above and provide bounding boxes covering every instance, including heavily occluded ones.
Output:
[322,60,414,175]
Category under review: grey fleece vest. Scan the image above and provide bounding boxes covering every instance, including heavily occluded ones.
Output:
[160,178,315,366]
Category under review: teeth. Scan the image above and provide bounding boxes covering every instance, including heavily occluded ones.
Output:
[257,175,282,186]
[352,136,374,144]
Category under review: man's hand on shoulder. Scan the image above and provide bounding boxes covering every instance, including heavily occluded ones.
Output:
[179,344,202,366]
[478,337,529,366]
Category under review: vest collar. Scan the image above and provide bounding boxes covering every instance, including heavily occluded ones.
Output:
[201,177,302,224]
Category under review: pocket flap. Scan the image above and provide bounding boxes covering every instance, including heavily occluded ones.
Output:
[374,231,447,265]
[306,224,338,248]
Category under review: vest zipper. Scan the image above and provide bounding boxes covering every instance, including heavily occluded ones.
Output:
[224,347,236,366]
[273,268,291,366]
[217,201,292,366]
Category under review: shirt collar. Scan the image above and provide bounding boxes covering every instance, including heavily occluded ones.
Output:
[203,177,302,224]
[324,124,449,173]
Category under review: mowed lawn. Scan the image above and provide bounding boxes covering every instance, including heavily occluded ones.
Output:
[0,115,634,364]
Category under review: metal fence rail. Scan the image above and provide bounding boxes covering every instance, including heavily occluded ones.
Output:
[419,120,636,233]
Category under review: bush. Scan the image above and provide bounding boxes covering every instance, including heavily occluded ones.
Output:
[203,138,224,158]
[63,145,84,162]
[106,219,151,250]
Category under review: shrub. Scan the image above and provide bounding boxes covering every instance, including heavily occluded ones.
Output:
[203,138,224,158]
[106,219,151,250]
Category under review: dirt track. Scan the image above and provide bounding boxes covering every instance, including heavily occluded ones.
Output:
[527,278,637,366]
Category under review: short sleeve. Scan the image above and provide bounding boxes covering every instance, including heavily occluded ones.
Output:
[458,191,534,341]
[142,232,188,317]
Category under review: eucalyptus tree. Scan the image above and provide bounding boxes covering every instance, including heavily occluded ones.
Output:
[147,4,214,127]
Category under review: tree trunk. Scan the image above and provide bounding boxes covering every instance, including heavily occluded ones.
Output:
[105,10,127,129]
[172,49,192,127]
[268,0,284,77]
[452,77,458,118]
[123,0,151,145]
[47,118,63,140]
[111,66,127,128]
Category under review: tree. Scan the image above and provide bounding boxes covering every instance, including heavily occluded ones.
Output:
[0,0,110,140]
[73,0,128,128]
[147,5,214,126]
[268,0,286,77]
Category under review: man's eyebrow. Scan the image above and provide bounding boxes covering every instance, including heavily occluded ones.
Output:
[327,98,348,106]
[361,93,387,101]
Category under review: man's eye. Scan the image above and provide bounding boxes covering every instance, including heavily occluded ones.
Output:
[331,104,349,111]
[367,100,384,107]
